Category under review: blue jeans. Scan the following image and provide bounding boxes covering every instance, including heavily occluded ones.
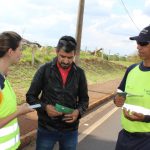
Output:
[36,126,78,150]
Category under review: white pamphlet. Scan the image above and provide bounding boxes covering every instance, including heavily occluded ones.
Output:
[29,104,41,109]
[123,103,150,115]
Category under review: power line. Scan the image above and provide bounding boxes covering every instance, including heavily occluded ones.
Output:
[120,0,140,31]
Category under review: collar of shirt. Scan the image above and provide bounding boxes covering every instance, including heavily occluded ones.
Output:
[139,61,150,71]
[57,62,71,85]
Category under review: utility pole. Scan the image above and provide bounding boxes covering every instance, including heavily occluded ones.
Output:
[108,50,111,61]
[101,48,104,60]
[75,0,85,65]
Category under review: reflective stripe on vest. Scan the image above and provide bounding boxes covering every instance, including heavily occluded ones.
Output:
[0,122,18,137]
[0,134,19,149]
[0,80,20,149]
[121,65,150,132]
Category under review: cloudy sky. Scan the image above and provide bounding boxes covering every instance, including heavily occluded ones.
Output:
[0,0,150,56]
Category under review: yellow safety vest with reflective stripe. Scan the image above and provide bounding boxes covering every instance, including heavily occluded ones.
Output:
[121,65,150,132]
[0,79,20,150]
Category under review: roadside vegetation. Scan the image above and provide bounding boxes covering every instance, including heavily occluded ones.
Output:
[8,46,139,104]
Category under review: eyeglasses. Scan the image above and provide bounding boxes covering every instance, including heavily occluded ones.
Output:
[137,41,150,46]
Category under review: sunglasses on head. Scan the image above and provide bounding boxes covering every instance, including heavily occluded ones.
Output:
[137,41,150,46]
[59,40,76,47]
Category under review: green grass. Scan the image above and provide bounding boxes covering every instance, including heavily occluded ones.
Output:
[80,59,125,84]
[80,51,97,59]
[8,64,37,104]
[8,59,126,104]
[110,61,135,67]
[7,49,132,104]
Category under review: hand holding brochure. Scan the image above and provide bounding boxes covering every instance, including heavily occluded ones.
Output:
[123,103,150,115]
[55,103,74,114]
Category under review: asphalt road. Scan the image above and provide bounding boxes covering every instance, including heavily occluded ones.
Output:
[77,101,122,150]
[22,100,122,150]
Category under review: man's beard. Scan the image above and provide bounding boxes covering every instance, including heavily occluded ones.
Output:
[60,63,71,69]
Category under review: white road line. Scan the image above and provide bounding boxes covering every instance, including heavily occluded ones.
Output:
[78,107,119,142]
[80,101,114,125]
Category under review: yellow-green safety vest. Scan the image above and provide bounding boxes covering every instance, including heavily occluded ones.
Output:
[121,65,150,133]
[0,79,20,150]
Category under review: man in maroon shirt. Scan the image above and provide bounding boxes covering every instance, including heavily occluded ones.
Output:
[26,35,89,150]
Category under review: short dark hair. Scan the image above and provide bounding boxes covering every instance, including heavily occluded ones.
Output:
[0,31,22,57]
[56,36,77,53]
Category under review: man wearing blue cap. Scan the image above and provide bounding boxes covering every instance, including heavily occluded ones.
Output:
[114,25,150,150]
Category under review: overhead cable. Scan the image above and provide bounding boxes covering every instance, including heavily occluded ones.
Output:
[120,0,140,31]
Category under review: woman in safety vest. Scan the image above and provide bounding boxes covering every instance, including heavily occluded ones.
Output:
[0,31,34,150]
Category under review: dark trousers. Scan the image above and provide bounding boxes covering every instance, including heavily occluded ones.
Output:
[115,129,150,150]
